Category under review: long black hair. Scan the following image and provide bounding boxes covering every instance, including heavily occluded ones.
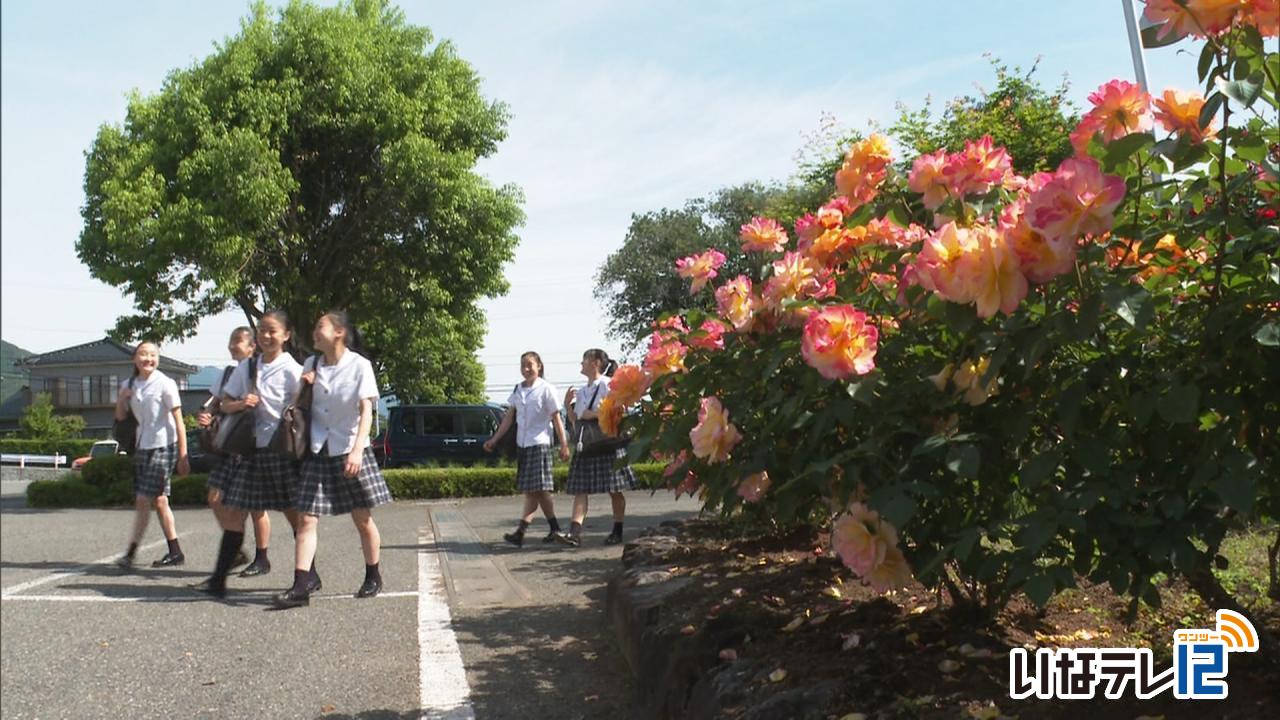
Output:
[260,309,300,362]
[324,309,366,355]
[583,348,617,377]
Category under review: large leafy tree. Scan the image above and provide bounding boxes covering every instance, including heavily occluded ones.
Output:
[78,0,523,402]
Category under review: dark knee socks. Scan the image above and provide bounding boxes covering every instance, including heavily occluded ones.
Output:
[569,521,583,538]
[124,542,139,559]
[252,546,269,565]
[166,537,182,556]
[612,521,624,536]
[364,563,381,584]
[546,516,561,533]
[211,530,245,588]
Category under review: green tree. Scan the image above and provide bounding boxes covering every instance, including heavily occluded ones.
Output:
[889,58,1078,174]
[595,181,834,349]
[77,0,523,402]
[19,394,86,442]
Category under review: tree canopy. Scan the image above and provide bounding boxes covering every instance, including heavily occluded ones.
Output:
[78,0,523,402]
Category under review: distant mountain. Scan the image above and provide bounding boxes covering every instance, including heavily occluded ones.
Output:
[187,365,229,390]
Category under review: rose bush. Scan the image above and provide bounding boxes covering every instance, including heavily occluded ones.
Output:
[610,3,1278,615]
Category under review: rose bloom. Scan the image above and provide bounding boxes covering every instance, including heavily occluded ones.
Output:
[715,275,759,331]
[688,319,728,352]
[1085,79,1152,142]
[763,252,824,308]
[675,249,727,294]
[673,471,700,499]
[956,225,1028,318]
[908,149,950,210]
[864,217,912,248]
[835,134,893,207]
[1153,89,1217,143]
[943,136,1013,199]
[865,544,913,592]
[831,503,887,577]
[597,395,624,437]
[800,226,866,266]
[740,216,789,253]
[1240,0,1279,36]
[800,305,879,380]
[662,449,691,479]
[952,357,998,406]
[689,396,743,464]
[736,471,772,503]
[1069,112,1105,157]
[608,364,651,407]
[643,333,688,377]
[652,314,688,337]
[1144,0,1243,39]
[1007,217,1077,284]
[914,222,980,304]
[1025,157,1126,244]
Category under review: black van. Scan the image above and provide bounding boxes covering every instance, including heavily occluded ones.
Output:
[383,404,509,468]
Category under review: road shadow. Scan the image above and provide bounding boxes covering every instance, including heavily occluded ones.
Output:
[449,587,633,720]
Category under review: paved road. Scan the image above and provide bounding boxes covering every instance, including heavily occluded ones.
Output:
[0,483,699,719]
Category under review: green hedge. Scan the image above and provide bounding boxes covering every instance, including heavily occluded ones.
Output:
[384,462,666,499]
[25,462,669,507]
[0,438,97,457]
[26,474,210,508]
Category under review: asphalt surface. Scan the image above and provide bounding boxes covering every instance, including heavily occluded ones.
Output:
[0,480,699,719]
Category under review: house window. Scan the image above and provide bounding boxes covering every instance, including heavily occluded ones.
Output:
[82,377,91,406]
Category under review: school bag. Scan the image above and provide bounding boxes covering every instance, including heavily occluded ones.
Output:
[575,383,629,458]
[211,356,259,456]
[112,377,138,454]
[270,354,318,461]
[197,365,237,455]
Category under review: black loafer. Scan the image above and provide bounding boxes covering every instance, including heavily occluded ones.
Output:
[231,550,251,568]
[604,532,623,546]
[238,561,271,578]
[151,552,185,568]
[115,555,135,569]
[503,532,524,547]
[543,531,566,544]
[556,533,581,547]
[272,589,309,608]
[355,577,382,599]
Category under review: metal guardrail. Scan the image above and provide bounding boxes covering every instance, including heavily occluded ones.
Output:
[0,453,70,467]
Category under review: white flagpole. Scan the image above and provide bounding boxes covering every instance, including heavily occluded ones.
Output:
[1122,0,1152,92]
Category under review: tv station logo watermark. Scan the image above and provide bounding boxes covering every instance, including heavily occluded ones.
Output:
[1009,609,1259,700]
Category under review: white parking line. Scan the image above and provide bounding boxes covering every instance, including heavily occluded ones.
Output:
[0,591,419,603]
[418,526,475,720]
[0,533,190,598]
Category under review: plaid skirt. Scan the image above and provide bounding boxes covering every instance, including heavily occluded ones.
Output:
[205,454,245,493]
[223,450,299,512]
[296,446,392,516]
[567,447,636,495]
[133,444,177,498]
[515,444,555,492]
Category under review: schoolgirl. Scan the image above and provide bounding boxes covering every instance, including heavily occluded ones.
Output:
[195,326,262,573]
[114,342,189,568]
[482,351,571,547]
[274,311,391,608]
[559,348,636,547]
[199,311,306,597]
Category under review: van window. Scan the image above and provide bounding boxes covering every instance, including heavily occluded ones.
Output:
[462,411,496,436]
[397,409,417,434]
[420,410,455,436]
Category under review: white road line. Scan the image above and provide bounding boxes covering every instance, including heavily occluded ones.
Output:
[0,533,190,598]
[418,526,475,720]
[0,591,419,603]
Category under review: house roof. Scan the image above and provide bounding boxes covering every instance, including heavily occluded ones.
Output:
[18,338,198,374]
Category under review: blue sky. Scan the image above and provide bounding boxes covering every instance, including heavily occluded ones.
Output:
[1,1,1200,398]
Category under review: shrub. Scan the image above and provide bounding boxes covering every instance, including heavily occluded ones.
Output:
[0,438,97,458]
[81,455,135,489]
[170,475,208,506]
[26,478,105,507]
[383,462,665,499]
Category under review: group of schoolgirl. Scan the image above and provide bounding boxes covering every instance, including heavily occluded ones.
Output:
[112,309,391,609]
[483,348,637,548]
